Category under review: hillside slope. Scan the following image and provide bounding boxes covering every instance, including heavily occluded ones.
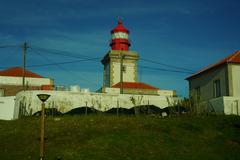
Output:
[0,115,240,160]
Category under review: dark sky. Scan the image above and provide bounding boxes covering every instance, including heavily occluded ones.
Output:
[0,0,240,97]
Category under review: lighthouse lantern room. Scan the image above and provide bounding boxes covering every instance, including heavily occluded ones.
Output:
[110,20,131,51]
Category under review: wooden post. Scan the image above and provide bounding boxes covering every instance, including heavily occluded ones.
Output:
[39,102,45,160]
[37,94,50,160]
[22,42,27,91]
[117,100,119,116]
[147,100,150,114]
[85,101,88,115]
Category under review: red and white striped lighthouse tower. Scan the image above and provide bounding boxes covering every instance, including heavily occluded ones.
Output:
[110,19,131,51]
[101,19,139,90]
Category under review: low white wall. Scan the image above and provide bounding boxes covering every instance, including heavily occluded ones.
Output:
[0,96,16,120]
[158,90,176,96]
[201,96,240,115]
[15,90,180,116]
[209,97,224,113]
[223,96,240,115]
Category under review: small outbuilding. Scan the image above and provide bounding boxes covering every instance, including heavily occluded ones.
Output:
[0,67,54,97]
[186,50,240,115]
[0,67,54,120]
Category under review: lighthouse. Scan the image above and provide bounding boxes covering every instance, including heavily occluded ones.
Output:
[101,20,139,91]
[110,19,131,51]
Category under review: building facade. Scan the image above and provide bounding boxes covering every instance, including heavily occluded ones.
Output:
[0,67,54,96]
[186,51,240,115]
[101,50,139,88]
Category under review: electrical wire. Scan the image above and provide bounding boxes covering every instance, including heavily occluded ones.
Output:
[31,46,100,62]
[0,44,195,76]
[139,58,195,72]
[0,44,20,48]
[139,65,194,74]
[29,48,100,87]
[26,58,100,68]
[28,47,100,67]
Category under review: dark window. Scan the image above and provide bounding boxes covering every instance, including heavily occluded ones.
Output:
[214,80,221,97]
[195,87,200,101]
[122,65,126,72]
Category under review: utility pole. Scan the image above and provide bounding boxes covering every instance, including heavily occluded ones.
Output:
[22,42,27,91]
[120,51,124,94]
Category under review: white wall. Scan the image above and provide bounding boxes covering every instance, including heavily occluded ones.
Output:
[0,96,16,120]
[232,65,240,97]
[15,90,180,115]
[188,65,228,101]
[201,96,240,115]
[158,90,176,96]
[223,96,240,115]
[112,62,136,84]
[0,76,52,86]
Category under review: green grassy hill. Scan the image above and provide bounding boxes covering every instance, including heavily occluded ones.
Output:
[0,115,240,160]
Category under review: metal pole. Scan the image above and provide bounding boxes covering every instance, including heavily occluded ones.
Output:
[147,100,150,114]
[40,102,45,160]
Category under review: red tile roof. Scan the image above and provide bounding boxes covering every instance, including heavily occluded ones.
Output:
[0,67,44,78]
[186,50,240,80]
[112,82,159,90]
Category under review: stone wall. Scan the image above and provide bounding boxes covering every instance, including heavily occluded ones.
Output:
[14,90,180,118]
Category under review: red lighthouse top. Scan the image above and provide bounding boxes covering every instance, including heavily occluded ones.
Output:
[111,20,129,34]
[110,20,131,51]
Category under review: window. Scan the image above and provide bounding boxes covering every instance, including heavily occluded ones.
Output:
[214,80,221,97]
[195,87,200,101]
[122,65,126,72]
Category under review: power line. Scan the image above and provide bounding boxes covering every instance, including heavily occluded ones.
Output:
[0,44,20,48]
[139,58,195,72]
[0,43,195,76]
[29,48,100,87]
[28,48,100,67]
[27,58,100,68]
[31,46,100,62]
[139,65,194,74]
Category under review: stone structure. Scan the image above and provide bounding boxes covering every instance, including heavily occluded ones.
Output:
[14,89,179,118]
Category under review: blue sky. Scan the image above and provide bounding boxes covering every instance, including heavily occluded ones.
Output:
[0,0,240,97]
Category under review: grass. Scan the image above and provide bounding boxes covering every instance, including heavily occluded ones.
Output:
[0,115,240,160]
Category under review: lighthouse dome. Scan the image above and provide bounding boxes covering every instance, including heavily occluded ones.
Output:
[111,20,129,34]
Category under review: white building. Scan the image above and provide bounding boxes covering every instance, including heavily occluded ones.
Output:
[0,67,54,97]
[0,67,54,120]
[186,50,240,115]
[0,96,16,120]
